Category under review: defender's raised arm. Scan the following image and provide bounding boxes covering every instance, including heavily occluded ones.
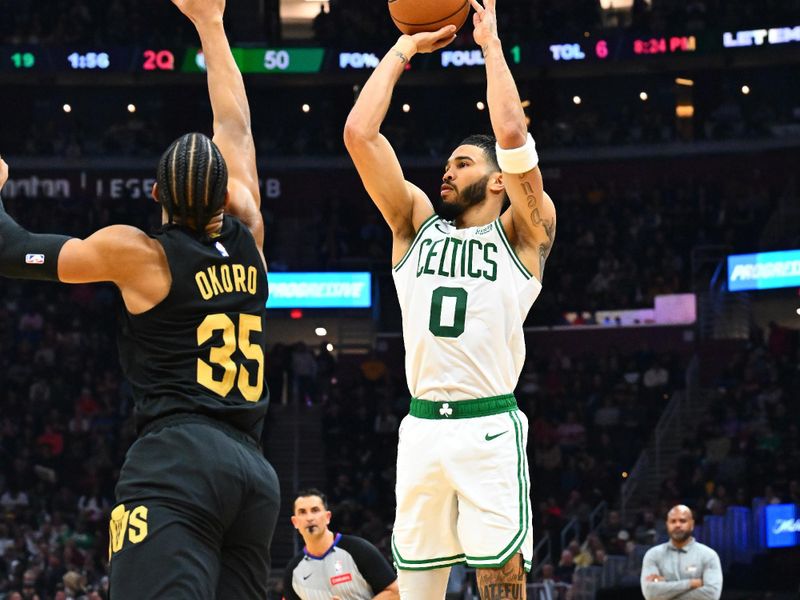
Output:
[172,0,264,255]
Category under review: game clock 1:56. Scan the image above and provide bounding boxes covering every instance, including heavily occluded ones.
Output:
[67,51,111,70]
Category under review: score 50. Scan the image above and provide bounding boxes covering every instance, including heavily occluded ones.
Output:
[263,50,290,71]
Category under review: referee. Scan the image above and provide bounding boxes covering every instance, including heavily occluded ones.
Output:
[283,489,399,600]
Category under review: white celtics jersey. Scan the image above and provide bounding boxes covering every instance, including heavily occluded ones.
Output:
[392,215,542,401]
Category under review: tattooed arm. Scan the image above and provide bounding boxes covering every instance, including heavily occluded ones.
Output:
[472,0,556,281]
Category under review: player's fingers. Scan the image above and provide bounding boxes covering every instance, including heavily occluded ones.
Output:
[433,24,457,40]
[432,34,457,51]
[469,0,485,14]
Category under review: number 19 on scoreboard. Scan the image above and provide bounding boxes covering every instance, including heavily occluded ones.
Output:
[11,52,36,69]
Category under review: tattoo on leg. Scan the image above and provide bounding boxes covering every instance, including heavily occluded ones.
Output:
[477,555,526,599]
[480,583,526,599]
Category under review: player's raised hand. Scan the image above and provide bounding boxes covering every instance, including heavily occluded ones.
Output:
[171,0,225,25]
[406,24,458,54]
[470,0,499,48]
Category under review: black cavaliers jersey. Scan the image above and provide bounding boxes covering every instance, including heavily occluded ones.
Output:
[117,216,269,440]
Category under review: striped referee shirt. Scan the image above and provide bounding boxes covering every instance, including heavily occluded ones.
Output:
[283,533,397,600]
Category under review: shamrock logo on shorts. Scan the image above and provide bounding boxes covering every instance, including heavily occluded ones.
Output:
[439,403,453,417]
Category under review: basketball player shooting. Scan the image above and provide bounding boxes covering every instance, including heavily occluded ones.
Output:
[344,0,556,598]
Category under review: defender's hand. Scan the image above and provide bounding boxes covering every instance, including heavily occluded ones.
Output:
[0,156,8,192]
[470,0,499,49]
[171,0,225,25]
[403,25,457,55]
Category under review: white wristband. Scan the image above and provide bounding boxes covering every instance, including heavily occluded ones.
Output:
[495,133,539,173]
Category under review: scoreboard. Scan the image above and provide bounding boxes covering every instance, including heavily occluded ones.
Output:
[0,46,325,74]
[1,25,797,75]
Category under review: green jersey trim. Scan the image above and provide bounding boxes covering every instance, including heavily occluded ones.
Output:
[392,535,466,570]
[464,410,530,567]
[393,214,439,272]
[495,218,533,280]
[409,394,517,419]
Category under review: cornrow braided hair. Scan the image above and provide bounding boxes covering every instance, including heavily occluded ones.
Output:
[156,133,228,233]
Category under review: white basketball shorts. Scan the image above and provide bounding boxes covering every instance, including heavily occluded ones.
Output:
[391,396,532,572]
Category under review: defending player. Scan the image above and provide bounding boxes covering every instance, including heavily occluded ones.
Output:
[0,0,278,597]
[343,0,555,598]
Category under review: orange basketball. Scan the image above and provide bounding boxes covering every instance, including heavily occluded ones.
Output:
[388,0,471,35]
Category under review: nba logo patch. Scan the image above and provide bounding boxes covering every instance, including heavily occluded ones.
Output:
[334,560,343,573]
[214,242,229,258]
[25,254,45,265]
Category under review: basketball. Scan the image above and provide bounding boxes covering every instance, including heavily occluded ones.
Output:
[388,0,471,35]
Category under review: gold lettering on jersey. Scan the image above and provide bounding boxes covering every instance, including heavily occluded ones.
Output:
[109,504,130,555]
[108,504,149,560]
[196,272,213,300]
[417,237,498,282]
[208,269,225,295]
[195,265,259,300]
[220,265,234,293]
[233,264,247,291]
[128,506,149,543]
[247,267,257,295]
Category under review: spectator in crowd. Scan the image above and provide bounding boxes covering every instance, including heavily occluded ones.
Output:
[554,550,575,584]
[539,563,558,600]
[675,327,799,516]
[291,342,318,405]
